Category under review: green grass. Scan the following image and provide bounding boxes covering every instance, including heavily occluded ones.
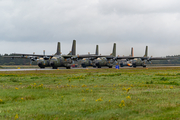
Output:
[0,67,180,119]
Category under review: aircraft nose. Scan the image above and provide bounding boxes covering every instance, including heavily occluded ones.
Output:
[50,61,54,66]
[38,62,42,66]
[96,62,99,66]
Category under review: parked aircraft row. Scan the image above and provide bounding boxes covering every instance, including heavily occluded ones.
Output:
[5,40,170,69]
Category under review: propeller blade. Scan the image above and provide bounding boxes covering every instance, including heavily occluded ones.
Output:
[30,59,32,66]
[44,59,45,65]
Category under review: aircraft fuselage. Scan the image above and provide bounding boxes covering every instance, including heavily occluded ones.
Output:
[95,57,114,68]
[132,58,146,67]
[50,56,72,69]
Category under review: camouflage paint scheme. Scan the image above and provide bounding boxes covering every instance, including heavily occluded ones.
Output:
[48,40,76,69]
[5,41,171,69]
[81,45,99,68]
[128,46,169,68]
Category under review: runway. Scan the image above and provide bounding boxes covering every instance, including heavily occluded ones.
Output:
[0,68,54,71]
[0,66,179,71]
[0,67,92,71]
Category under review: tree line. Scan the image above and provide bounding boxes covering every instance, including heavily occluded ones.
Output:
[1,54,37,65]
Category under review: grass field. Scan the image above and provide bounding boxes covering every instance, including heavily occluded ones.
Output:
[0,67,180,119]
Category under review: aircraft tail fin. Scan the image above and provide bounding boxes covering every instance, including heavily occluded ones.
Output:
[131,47,134,57]
[144,46,148,57]
[55,42,61,55]
[68,40,76,55]
[95,45,99,55]
[111,43,116,57]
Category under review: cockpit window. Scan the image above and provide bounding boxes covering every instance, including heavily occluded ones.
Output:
[83,58,87,60]
[52,57,57,60]
[133,59,137,62]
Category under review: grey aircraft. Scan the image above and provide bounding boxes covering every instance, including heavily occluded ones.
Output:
[119,47,134,67]
[70,43,117,68]
[6,40,76,69]
[49,40,76,69]
[80,45,99,68]
[94,43,117,68]
[127,46,169,68]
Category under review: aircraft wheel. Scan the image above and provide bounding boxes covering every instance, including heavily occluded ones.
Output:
[52,67,57,69]
[82,66,86,68]
[98,66,101,68]
[133,66,136,68]
[120,63,123,67]
[93,66,96,68]
[66,67,71,69]
[40,67,45,69]
[109,66,112,68]
[143,65,146,68]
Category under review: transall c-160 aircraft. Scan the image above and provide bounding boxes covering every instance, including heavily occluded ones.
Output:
[117,46,170,68]
[4,41,172,69]
[4,40,77,69]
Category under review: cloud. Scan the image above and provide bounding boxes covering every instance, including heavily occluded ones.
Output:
[0,0,180,56]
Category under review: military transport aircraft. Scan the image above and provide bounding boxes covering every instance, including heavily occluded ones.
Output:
[5,41,171,69]
[5,40,76,69]
[49,40,76,69]
[70,43,117,68]
[81,45,99,68]
[118,46,170,68]
[94,43,117,68]
[76,43,117,68]
[119,47,134,67]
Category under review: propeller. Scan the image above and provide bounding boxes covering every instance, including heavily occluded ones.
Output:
[113,57,117,60]
[114,60,118,65]
[30,59,32,66]
[126,58,130,61]
[68,58,72,63]
[29,52,36,65]
[71,56,78,61]
[72,60,75,64]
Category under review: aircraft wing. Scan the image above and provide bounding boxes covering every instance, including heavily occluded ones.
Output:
[129,57,170,61]
[61,55,74,58]
[3,56,24,58]
[72,55,104,60]
[115,56,136,60]
[12,53,54,57]
[115,56,170,61]
[148,57,169,60]
[3,55,40,60]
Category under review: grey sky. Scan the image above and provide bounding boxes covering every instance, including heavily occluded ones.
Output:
[0,0,180,56]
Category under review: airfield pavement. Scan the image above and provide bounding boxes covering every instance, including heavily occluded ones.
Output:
[0,66,180,71]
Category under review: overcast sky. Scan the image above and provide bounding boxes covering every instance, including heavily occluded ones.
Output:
[0,0,180,57]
